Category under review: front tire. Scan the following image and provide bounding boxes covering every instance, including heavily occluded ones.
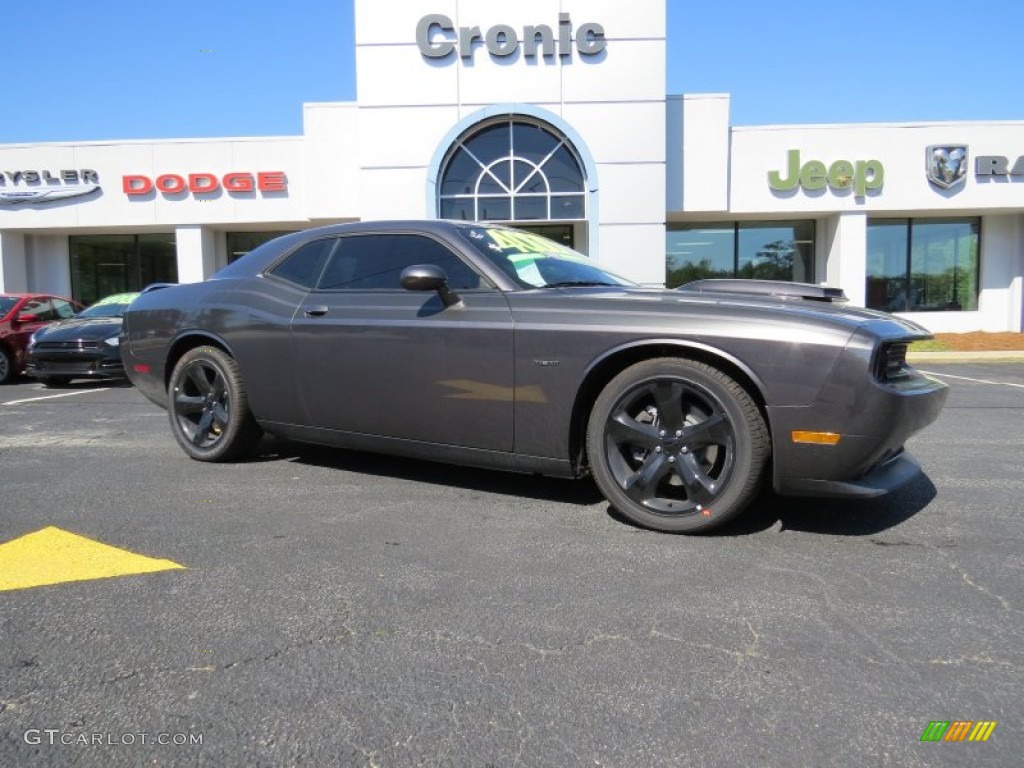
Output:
[0,347,13,384]
[167,346,262,461]
[586,358,769,533]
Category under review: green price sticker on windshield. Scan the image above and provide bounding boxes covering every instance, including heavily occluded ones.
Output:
[485,229,584,261]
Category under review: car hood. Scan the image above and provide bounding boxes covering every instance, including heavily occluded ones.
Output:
[33,317,123,341]
[516,286,933,340]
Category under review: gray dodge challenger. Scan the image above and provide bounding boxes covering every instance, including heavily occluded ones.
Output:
[123,220,948,533]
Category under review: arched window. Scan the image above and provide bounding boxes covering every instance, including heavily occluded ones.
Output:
[438,118,586,223]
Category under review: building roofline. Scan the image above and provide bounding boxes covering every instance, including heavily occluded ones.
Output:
[732,118,1024,132]
[0,135,304,150]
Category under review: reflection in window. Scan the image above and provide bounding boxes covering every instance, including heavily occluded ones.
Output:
[438,118,586,223]
[867,218,979,312]
[667,221,815,287]
[20,299,54,321]
[317,235,483,291]
[226,231,295,264]
[268,238,337,289]
[70,234,177,306]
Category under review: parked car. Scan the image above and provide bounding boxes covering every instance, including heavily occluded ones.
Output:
[122,220,949,533]
[26,292,140,386]
[0,293,83,384]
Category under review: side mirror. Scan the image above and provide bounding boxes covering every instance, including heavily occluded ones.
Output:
[400,264,462,308]
[16,313,41,324]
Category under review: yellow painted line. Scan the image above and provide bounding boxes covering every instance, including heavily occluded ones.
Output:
[0,526,184,592]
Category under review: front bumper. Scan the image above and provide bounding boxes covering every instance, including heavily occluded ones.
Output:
[26,344,126,380]
[769,348,948,499]
[776,449,925,498]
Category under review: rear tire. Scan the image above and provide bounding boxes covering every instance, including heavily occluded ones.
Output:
[167,346,262,461]
[586,358,769,533]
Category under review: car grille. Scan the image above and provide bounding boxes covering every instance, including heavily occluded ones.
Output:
[35,361,93,372]
[35,340,102,350]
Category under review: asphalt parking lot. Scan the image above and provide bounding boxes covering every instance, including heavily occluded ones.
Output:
[1,362,1021,767]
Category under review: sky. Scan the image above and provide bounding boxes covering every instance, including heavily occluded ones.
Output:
[3,0,1021,145]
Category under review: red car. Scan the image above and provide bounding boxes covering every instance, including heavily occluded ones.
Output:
[0,293,83,384]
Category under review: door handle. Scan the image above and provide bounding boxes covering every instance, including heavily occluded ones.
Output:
[304,306,329,317]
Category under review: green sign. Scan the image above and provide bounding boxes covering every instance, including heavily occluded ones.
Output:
[768,149,884,197]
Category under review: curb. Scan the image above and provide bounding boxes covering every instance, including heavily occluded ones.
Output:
[908,350,1024,363]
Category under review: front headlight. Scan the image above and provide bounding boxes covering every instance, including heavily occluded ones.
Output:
[27,330,42,351]
[103,335,120,348]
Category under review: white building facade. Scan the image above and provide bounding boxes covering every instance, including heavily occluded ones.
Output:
[1,0,1021,332]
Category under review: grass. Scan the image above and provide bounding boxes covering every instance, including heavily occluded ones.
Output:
[910,332,1023,353]
[910,338,952,352]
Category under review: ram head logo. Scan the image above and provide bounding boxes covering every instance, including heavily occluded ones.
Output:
[926,145,968,190]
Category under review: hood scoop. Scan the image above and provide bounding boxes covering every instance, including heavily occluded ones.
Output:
[676,279,848,303]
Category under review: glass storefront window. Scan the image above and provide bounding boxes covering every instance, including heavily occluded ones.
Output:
[867,218,979,312]
[438,117,586,223]
[515,224,575,249]
[865,220,908,312]
[667,221,815,288]
[226,231,294,263]
[139,234,176,286]
[738,222,814,282]
[666,225,733,285]
[70,234,177,307]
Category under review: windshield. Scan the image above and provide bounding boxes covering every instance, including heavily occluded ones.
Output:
[79,293,139,318]
[458,226,634,289]
[0,297,18,317]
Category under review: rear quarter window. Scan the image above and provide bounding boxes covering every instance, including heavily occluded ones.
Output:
[266,238,338,289]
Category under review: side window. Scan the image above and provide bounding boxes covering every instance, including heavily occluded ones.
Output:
[266,238,338,289]
[317,234,483,291]
[52,299,76,318]
[21,299,54,321]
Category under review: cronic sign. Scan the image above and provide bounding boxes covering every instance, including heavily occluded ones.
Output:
[416,13,606,61]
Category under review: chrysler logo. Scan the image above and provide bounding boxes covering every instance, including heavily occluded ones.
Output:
[926,145,968,190]
[0,184,100,206]
[0,169,101,206]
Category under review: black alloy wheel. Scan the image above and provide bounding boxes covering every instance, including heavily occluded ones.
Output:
[587,358,769,533]
[167,346,262,461]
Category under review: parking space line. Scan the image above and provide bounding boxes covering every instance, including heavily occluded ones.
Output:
[3,388,111,406]
[920,371,1024,389]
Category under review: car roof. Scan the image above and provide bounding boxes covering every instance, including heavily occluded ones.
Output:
[263,219,508,239]
[214,219,516,280]
[1,292,73,299]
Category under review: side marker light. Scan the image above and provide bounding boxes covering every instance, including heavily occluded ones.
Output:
[791,431,841,446]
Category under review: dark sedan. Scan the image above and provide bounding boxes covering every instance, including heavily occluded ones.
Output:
[122,220,948,533]
[26,292,140,386]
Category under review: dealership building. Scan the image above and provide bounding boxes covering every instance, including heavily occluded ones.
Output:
[1,0,1021,332]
